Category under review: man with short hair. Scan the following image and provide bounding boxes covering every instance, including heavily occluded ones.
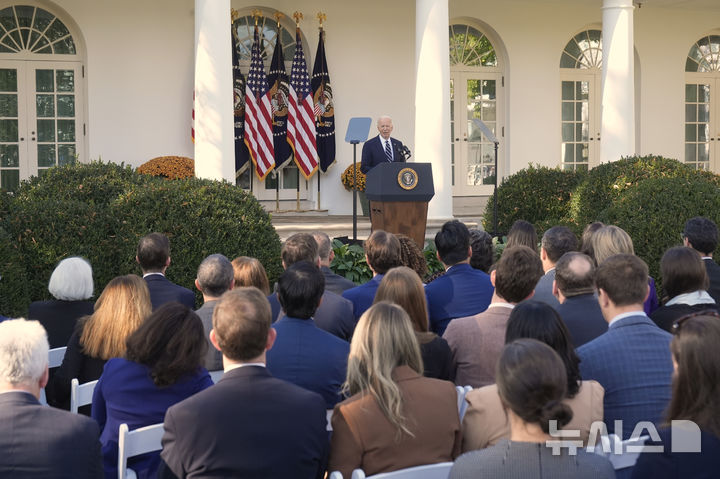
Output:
[159,288,328,478]
[269,233,355,341]
[312,231,355,295]
[425,220,494,335]
[578,254,673,440]
[683,216,720,303]
[266,262,349,408]
[195,254,235,371]
[553,252,607,347]
[443,246,543,388]
[137,233,195,310]
[0,319,103,478]
[534,226,578,308]
[342,230,403,320]
[360,116,407,174]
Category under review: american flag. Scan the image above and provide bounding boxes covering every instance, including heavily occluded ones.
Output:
[244,25,275,180]
[288,28,318,180]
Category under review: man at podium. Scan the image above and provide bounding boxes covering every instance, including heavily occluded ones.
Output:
[360,116,408,174]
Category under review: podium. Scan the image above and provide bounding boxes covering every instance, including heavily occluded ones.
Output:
[365,163,435,247]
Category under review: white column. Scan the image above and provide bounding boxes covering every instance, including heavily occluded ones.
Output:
[194,0,235,181]
[415,0,453,219]
[600,0,635,164]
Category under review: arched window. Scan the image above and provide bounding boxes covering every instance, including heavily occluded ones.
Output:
[0,5,76,54]
[448,23,502,197]
[560,29,602,172]
[233,14,295,64]
[684,35,720,171]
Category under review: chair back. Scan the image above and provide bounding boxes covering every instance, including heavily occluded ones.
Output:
[70,378,98,414]
[588,433,648,470]
[49,346,67,368]
[117,422,164,479]
[326,409,334,431]
[455,385,472,421]
[209,370,224,383]
[350,462,454,479]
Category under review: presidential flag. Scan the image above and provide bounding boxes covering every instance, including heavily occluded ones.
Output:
[288,28,318,180]
[311,28,335,173]
[244,25,274,180]
[267,33,292,170]
[232,31,250,175]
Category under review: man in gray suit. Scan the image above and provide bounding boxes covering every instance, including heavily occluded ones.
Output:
[312,231,355,295]
[0,319,102,478]
[195,254,234,371]
[534,226,578,308]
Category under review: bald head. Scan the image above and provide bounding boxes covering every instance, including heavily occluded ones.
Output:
[554,252,595,297]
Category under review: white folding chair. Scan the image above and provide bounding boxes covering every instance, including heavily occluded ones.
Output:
[456,385,472,422]
[326,409,334,432]
[349,462,454,479]
[612,435,649,471]
[209,370,224,383]
[70,378,98,414]
[40,346,68,405]
[117,422,164,479]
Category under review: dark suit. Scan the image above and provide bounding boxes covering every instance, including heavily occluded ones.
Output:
[578,314,673,440]
[195,300,223,371]
[266,316,349,408]
[321,266,356,296]
[28,299,94,348]
[632,426,720,479]
[143,274,195,311]
[342,274,383,321]
[703,257,720,304]
[425,263,494,336]
[360,135,406,174]
[556,293,608,347]
[159,365,328,479]
[269,291,356,342]
[0,391,103,478]
[533,269,560,308]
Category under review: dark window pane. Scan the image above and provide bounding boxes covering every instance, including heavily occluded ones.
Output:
[57,94,74,117]
[0,93,17,116]
[283,166,299,190]
[36,69,53,92]
[52,37,75,54]
[0,169,19,191]
[58,144,75,165]
[45,17,70,42]
[37,119,54,141]
[0,7,15,32]
[36,94,54,117]
[33,8,54,33]
[685,84,697,102]
[0,119,18,141]
[57,119,75,141]
[0,144,18,167]
[685,143,696,162]
[0,69,16,92]
[562,81,574,100]
[562,102,574,121]
[37,144,55,167]
[15,6,33,28]
[56,70,74,92]
[686,104,697,122]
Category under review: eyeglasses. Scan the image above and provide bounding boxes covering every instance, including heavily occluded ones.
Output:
[672,309,720,333]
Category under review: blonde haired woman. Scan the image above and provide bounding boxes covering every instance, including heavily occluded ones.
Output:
[47,274,151,413]
[231,256,270,295]
[375,267,453,380]
[328,302,461,478]
[591,225,659,314]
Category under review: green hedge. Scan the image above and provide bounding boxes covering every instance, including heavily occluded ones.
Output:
[0,162,282,316]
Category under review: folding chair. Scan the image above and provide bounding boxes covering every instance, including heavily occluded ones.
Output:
[209,370,224,383]
[349,462,454,478]
[40,346,68,405]
[456,385,472,421]
[117,422,164,479]
[70,378,98,414]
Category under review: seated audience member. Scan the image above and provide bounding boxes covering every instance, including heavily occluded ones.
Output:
[92,303,213,479]
[578,254,673,440]
[505,219,538,251]
[592,225,659,315]
[231,256,270,295]
[533,226,578,308]
[375,266,454,381]
[632,313,720,478]
[312,231,356,295]
[28,256,95,348]
[136,233,195,310]
[450,339,614,479]
[553,252,608,346]
[425,220,494,335]
[651,246,719,332]
[271,233,355,341]
[0,319,103,478]
[343,230,403,321]
[396,234,428,280]
[462,301,604,452]
[579,221,605,262]
[158,287,328,479]
[194,254,234,371]
[444,246,543,387]
[683,216,720,304]
[266,261,349,408]
[47,274,151,413]
[468,229,494,273]
[329,302,461,478]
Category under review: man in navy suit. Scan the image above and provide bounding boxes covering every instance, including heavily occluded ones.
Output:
[342,230,403,321]
[267,261,349,408]
[425,220,494,335]
[534,226,578,308]
[0,319,102,478]
[137,233,195,310]
[360,116,407,174]
[578,254,673,441]
[159,287,328,479]
[683,216,720,304]
[269,233,355,341]
[553,252,607,347]
[312,231,356,295]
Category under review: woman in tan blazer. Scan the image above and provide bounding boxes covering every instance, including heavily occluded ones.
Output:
[329,302,462,478]
[462,300,604,452]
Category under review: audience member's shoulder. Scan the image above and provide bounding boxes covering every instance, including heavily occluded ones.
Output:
[324,290,352,307]
[443,313,480,336]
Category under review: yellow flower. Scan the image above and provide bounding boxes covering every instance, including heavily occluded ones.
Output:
[137,156,194,180]
[341,163,366,192]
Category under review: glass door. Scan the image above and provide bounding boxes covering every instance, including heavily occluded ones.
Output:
[684,79,718,171]
[560,73,598,171]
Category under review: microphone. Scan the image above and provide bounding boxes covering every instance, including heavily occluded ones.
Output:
[395,144,411,160]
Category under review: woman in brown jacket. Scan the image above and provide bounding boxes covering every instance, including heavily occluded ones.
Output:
[328,302,461,477]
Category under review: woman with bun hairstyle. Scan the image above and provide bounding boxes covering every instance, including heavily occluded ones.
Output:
[450,339,614,478]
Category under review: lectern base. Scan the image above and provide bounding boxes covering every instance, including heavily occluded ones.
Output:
[369,201,429,248]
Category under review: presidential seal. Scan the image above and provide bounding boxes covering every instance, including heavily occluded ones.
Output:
[398,167,418,190]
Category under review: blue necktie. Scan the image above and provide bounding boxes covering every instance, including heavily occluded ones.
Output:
[384,140,392,162]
